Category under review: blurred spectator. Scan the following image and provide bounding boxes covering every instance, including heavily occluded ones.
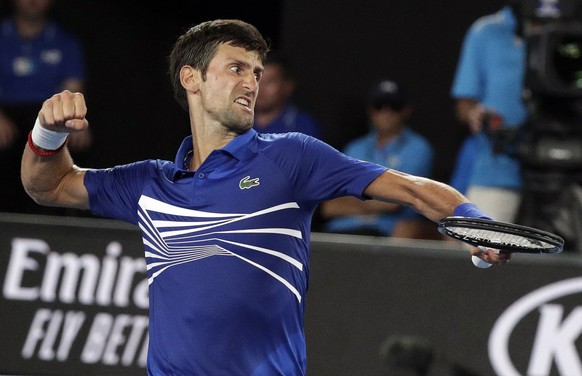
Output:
[448,134,479,196]
[320,79,437,239]
[450,1,526,222]
[253,50,322,139]
[0,0,91,214]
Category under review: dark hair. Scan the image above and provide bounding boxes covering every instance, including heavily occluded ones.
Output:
[168,19,270,110]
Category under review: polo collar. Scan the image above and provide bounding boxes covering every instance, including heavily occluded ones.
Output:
[221,128,258,160]
[173,128,258,172]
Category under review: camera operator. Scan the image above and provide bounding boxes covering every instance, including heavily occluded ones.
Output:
[449,0,527,223]
[518,0,582,250]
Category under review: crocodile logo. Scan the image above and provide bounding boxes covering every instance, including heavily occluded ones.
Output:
[239,176,260,190]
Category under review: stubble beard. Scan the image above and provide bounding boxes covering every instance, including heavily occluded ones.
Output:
[218,106,254,134]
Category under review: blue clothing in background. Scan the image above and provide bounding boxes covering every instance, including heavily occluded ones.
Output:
[0,19,85,104]
[253,103,322,139]
[449,134,478,194]
[0,17,86,215]
[324,128,434,236]
[450,5,525,190]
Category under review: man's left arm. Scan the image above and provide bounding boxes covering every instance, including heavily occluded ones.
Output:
[364,169,511,264]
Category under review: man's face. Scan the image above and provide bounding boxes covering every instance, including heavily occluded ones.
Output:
[15,0,53,20]
[369,105,410,134]
[199,43,264,132]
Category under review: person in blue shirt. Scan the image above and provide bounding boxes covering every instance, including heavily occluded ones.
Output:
[450,1,526,222]
[321,79,437,239]
[253,50,322,139]
[449,134,479,195]
[21,19,511,376]
[0,0,91,213]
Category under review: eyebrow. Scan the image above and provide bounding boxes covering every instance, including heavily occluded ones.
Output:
[229,58,264,74]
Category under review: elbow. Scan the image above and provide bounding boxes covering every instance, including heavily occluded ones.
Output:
[21,174,62,208]
[23,184,57,207]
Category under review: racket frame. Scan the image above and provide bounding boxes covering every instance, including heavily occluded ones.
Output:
[438,216,564,254]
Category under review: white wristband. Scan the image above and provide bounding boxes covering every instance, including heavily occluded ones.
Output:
[31,117,68,150]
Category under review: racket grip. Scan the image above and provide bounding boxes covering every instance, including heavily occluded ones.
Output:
[472,246,497,269]
[472,255,492,269]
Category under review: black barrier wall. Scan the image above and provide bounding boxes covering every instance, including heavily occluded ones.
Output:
[0,214,147,376]
[1,214,581,375]
[306,234,582,376]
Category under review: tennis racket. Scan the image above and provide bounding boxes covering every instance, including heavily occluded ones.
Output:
[438,216,565,268]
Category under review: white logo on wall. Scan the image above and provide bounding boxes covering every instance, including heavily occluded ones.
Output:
[489,277,582,376]
[2,237,149,367]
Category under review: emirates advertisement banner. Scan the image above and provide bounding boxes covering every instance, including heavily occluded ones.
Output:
[0,214,147,376]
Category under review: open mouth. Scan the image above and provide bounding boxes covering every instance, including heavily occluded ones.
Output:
[235,97,251,110]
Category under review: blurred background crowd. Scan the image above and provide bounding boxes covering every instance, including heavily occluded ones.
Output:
[1,0,581,253]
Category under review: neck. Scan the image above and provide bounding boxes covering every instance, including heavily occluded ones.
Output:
[376,129,401,147]
[188,120,239,171]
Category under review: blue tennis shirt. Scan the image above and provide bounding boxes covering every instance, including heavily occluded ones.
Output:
[84,130,387,375]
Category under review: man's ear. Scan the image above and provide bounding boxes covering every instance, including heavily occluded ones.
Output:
[180,65,200,93]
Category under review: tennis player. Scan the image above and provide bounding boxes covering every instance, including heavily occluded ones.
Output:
[21,19,511,376]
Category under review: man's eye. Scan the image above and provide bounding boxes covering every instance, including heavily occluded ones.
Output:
[230,66,240,73]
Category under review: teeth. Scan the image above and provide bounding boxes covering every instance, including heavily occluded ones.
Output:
[236,98,250,107]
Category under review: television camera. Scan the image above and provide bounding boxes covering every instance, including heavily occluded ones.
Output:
[516,0,582,251]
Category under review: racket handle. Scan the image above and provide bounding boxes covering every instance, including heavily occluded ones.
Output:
[472,246,497,269]
[472,255,492,269]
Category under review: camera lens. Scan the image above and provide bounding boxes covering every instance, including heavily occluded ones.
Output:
[553,35,582,89]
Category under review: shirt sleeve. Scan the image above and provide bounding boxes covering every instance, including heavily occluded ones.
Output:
[451,24,483,100]
[287,135,388,203]
[83,160,156,224]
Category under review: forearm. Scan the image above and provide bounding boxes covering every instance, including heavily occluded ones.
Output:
[320,196,400,218]
[20,90,90,209]
[21,144,83,207]
[405,177,467,222]
[22,128,89,209]
[365,170,468,223]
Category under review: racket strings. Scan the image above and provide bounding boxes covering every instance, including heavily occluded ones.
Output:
[447,226,552,250]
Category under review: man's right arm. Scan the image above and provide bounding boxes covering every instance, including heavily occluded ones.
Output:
[21,90,91,210]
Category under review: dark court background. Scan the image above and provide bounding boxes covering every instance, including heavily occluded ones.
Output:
[2,214,581,376]
[0,0,506,181]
